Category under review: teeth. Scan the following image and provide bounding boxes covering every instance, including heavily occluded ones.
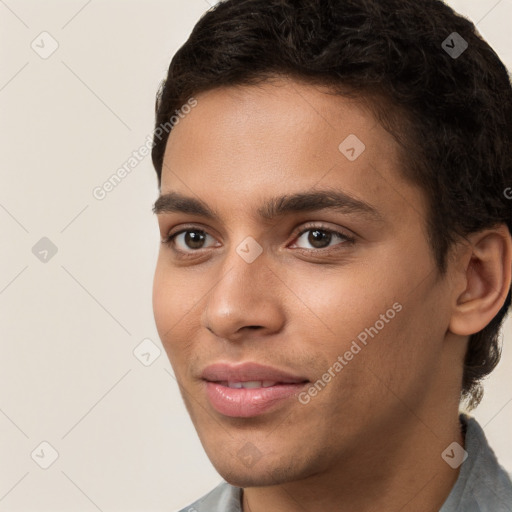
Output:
[224,381,279,389]
[240,381,261,389]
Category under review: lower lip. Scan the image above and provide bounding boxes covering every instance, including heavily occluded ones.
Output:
[205,381,308,418]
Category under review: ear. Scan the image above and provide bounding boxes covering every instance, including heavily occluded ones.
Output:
[449,224,512,336]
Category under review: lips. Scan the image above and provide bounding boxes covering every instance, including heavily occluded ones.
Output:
[201,362,309,384]
[218,380,283,388]
[201,362,309,418]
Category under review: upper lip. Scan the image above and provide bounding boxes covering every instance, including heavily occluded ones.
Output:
[201,362,309,383]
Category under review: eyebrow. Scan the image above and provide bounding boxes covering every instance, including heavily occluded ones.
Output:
[152,189,383,222]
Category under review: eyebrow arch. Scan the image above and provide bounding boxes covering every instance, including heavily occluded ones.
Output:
[152,189,383,222]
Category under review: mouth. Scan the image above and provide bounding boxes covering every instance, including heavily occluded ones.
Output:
[203,381,310,418]
[201,362,310,418]
[214,380,307,388]
[201,361,309,383]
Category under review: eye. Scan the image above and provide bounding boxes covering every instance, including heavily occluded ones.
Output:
[161,223,356,257]
[162,228,218,253]
[291,225,355,251]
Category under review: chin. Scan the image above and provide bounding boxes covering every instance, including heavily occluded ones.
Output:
[219,467,289,488]
[211,453,311,488]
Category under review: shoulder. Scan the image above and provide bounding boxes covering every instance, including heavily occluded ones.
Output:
[176,481,243,512]
[441,414,512,511]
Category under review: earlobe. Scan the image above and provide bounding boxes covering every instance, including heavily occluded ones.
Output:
[449,225,512,337]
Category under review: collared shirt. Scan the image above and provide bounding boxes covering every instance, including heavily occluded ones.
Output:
[178,414,512,511]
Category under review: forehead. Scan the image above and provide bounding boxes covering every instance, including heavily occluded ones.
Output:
[159,78,427,226]
[165,78,380,163]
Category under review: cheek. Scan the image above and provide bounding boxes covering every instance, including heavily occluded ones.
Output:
[289,265,429,389]
[152,261,197,358]
[152,262,173,333]
[288,266,399,341]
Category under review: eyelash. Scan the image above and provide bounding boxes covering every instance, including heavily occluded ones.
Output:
[161,223,356,257]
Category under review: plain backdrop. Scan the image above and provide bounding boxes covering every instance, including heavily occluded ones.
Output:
[0,0,511,510]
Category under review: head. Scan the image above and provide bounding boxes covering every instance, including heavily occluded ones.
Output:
[151,0,512,487]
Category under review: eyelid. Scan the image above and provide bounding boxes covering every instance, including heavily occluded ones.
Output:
[293,222,356,242]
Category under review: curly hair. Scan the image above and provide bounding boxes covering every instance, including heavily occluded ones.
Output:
[151,0,512,409]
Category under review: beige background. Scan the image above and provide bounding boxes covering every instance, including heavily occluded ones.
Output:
[0,0,511,510]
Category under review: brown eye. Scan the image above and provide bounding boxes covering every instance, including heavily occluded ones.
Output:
[305,229,333,249]
[181,230,207,250]
[163,229,217,252]
[293,227,354,251]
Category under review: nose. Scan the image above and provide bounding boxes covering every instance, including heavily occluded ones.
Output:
[202,248,285,342]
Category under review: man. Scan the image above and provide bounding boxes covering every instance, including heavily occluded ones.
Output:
[150,0,512,510]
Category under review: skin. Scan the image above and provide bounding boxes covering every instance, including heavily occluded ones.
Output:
[152,77,512,512]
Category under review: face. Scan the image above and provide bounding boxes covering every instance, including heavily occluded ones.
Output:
[152,77,456,487]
